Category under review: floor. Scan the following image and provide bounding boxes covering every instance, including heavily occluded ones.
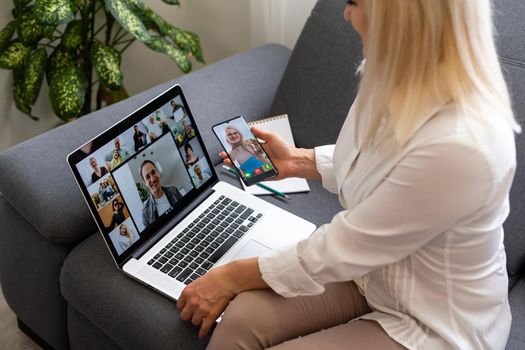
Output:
[0,285,41,349]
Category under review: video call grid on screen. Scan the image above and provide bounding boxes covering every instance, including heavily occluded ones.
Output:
[71,89,216,259]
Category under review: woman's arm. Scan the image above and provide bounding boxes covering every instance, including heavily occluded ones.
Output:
[176,258,268,338]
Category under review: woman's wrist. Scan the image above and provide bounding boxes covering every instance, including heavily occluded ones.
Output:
[290,148,321,180]
[224,258,269,295]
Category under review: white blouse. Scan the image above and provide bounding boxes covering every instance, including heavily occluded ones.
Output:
[259,101,516,349]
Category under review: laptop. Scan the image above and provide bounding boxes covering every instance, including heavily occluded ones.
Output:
[67,84,316,300]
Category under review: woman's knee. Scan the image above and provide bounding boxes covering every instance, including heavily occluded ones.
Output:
[208,290,278,349]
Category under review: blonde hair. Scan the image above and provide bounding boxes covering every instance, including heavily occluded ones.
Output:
[119,224,132,240]
[356,0,520,147]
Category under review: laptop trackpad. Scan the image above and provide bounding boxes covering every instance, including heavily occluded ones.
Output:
[232,240,271,261]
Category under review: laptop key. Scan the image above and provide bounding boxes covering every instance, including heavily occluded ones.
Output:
[240,209,254,219]
[147,259,155,265]
[208,236,239,263]
[161,264,174,274]
[168,267,182,278]
[235,205,246,213]
[159,257,168,264]
[201,261,213,270]
[190,273,200,280]
[239,226,249,232]
[176,268,192,282]
[153,262,162,269]
[195,257,204,265]
[233,230,245,239]
[189,263,199,270]
[196,267,206,275]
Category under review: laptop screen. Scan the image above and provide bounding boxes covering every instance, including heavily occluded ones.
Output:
[68,85,218,264]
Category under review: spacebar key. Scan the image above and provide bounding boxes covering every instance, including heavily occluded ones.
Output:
[208,236,238,263]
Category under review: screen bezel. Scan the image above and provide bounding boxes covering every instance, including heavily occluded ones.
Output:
[212,115,278,186]
[67,84,219,266]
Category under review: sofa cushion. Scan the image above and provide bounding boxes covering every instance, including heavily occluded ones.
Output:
[494,0,525,278]
[501,60,525,278]
[60,232,211,350]
[507,276,525,350]
[269,0,363,149]
[0,44,291,245]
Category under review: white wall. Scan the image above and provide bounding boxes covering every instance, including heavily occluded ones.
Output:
[0,0,316,153]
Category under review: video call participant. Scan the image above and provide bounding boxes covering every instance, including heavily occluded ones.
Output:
[109,148,124,170]
[193,164,210,187]
[225,125,267,174]
[113,137,129,161]
[117,223,136,252]
[184,143,199,168]
[140,160,182,227]
[170,99,187,118]
[107,199,126,230]
[89,157,109,184]
[133,125,147,152]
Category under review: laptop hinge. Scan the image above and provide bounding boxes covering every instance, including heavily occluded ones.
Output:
[122,186,216,266]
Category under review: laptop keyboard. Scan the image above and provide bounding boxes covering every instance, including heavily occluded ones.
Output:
[147,195,262,284]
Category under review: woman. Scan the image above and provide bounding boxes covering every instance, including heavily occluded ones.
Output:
[117,223,136,253]
[109,148,123,170]
[176,1,519,349]
[107,199,126,230]
[225,125,268,175]
[184,143,200,168]
[89,157,108,184]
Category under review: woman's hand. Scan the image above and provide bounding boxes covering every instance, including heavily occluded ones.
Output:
[219,127,321,181]
[176,265,237,338]
[176,258,269,338]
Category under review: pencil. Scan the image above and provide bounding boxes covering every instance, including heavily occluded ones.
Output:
[222,165,290,199]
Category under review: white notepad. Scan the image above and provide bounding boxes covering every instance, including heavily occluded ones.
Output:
[241,115,310,195]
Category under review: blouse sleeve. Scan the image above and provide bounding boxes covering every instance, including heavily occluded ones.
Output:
[315,145,338,193]
[259,141,497,297]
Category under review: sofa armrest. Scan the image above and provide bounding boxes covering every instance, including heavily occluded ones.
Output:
[0,44,291,245]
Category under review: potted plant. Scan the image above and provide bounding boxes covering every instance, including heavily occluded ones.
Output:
[0,0,204,121]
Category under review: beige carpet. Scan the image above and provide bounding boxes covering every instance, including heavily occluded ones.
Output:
[0,285,41,349]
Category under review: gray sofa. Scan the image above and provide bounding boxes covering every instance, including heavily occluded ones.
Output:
[0,0,523,349]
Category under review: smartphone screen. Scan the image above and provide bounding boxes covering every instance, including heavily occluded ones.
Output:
[212,116,278,186]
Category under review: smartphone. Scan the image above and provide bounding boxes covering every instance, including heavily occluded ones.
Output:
[212,116,278,186]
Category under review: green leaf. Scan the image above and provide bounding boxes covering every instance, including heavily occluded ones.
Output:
[91,39,123,90]
[141,7,170,35]
[46,45,77,83]
[126,0,146,13]
[145,36,191,73]
[0,21,17,52]
[105,0,151,43]
[167,27,204,63]
[49,65,87,121]
[139,7,204,64]
[34,0,75,26]
[14,68,32,116]
[17,10,56,45]
[0,41,31,70]
[13,47,47,120]
[61,20,83,50]
[162,0,180,5]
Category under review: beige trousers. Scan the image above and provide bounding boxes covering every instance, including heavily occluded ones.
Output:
[206,281,406,350]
